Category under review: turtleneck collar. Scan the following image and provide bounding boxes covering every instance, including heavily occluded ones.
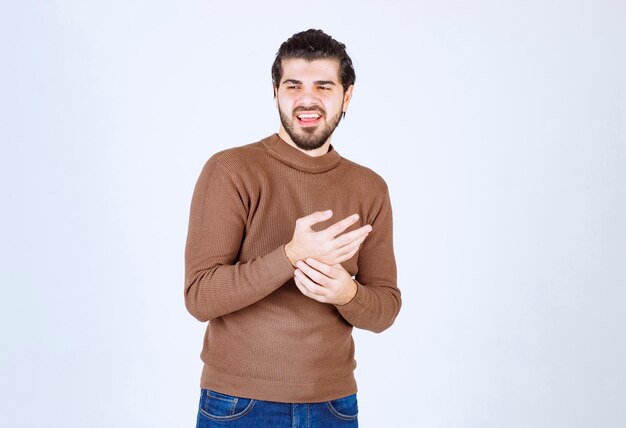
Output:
[262,134,342,174]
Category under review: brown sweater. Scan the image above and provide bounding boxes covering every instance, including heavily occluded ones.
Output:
[184,134,401,403]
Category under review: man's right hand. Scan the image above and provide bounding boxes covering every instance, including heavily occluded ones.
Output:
[284,210,372,267]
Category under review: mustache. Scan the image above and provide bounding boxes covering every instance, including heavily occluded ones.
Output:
[293,106,326,116]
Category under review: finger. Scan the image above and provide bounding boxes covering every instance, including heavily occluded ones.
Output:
[296,261,331,285]
[294,275,315,298]
[296,210,333,228]
[303,258,336,278]
[340,232,368,253]
[294,271,328,301]
[332,235,368,263]
[323,213,360,238]
[294,276,328,303]
[333,225,372,248]
[294,269,326,293]
[333,251,357,265]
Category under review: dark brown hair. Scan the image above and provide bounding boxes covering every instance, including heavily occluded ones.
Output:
[271,29,356,93]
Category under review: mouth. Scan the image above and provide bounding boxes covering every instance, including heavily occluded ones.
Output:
[295,111,323,127]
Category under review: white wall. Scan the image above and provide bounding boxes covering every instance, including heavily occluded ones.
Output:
[1,1,625,427]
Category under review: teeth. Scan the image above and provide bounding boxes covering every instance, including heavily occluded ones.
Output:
[298,113,320,119]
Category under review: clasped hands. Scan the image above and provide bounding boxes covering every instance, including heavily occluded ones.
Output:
[284,210,372,306]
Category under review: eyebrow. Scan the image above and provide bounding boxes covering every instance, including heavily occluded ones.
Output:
[281,79,337,86]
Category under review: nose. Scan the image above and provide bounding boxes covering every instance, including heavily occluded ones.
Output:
[296,86,320,106]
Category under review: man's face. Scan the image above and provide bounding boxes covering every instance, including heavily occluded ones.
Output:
[275,58,353,151]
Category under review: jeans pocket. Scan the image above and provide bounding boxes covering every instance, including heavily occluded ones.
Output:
[326,393,359,420]
[199,389,256,421]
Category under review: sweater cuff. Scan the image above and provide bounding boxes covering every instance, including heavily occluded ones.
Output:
[335,279,369,317]
[264,244,296,282]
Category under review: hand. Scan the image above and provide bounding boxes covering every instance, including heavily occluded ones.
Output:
[293,258,358,306]
[285,210,372,267]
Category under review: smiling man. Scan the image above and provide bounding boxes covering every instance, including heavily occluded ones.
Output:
[184,29,401,427]
[276,58,350,153]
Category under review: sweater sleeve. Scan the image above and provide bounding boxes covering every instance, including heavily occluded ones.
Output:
[336,184,401,333]
[184,156,295,322]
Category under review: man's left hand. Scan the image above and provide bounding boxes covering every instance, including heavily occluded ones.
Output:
[294,258,357,306]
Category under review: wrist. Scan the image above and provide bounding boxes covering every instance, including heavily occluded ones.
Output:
[337,279,358,306]
[284,242,299,267]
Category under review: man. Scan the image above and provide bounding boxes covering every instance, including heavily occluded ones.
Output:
[184,29,401,427]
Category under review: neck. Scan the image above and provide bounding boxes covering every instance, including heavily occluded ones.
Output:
[278,127,331,157]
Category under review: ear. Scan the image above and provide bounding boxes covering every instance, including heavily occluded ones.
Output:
[342,85,354,113]
[273,84,278,99]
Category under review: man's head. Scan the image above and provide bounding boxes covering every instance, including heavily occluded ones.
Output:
[272,29,356,152]
[272,29,356,94]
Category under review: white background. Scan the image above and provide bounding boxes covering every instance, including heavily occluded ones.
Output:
[1,1,625,427]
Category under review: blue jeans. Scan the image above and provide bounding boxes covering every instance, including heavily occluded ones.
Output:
[195,388,359,427]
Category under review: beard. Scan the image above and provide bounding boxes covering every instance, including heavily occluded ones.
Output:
[278,102,343,151]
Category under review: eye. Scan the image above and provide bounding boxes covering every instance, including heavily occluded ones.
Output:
[286,85,300,90]
[318,86,331,91]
